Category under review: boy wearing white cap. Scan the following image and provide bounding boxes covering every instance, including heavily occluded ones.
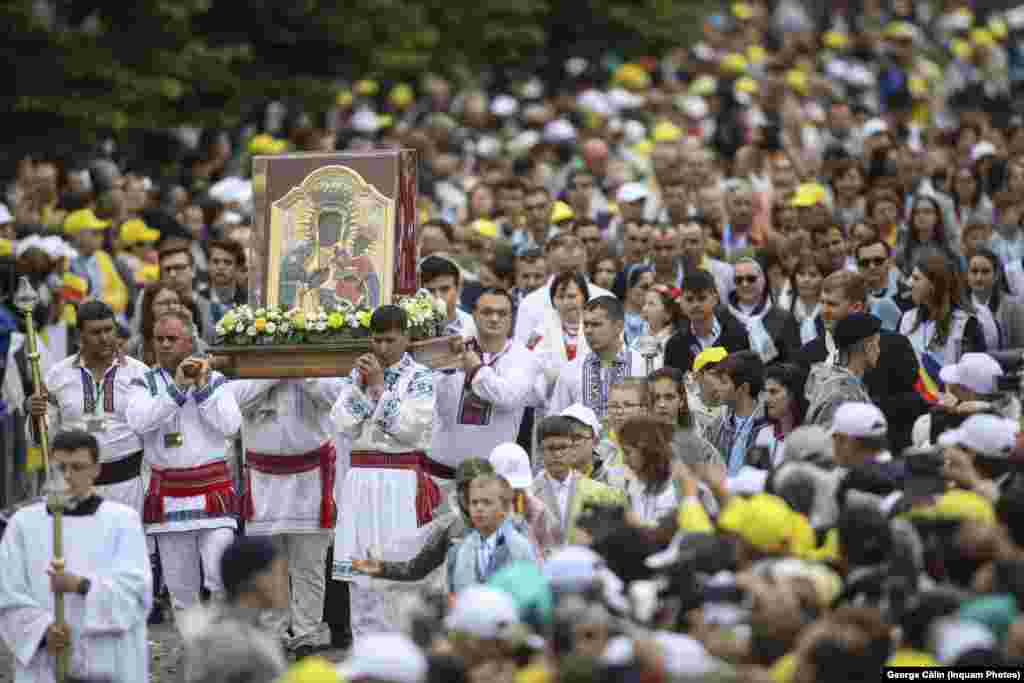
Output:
[489,443,560,559]
[938,413,1021,502]
[830,402,893,469]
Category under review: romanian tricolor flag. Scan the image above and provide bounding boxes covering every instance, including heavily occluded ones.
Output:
[914,350,942,404]
[61,272,88,304]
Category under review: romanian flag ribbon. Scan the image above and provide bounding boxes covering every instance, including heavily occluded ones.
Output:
[914,350,942,404]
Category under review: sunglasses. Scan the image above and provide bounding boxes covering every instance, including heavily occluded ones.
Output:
[734,275,759,285]
[858,257,887,268]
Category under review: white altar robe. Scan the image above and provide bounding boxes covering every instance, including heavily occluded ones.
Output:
[0,498,152,683]
[430,340,541,469]
[37,354,150,513]
[548,347,648,424]
[125,368,241,534]
[227,378,344,535]
[331,353,435,579]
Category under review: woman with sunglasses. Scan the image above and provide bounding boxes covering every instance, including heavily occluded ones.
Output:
[727,256,801,364]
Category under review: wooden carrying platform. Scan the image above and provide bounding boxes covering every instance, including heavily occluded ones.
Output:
[210,335,462,378]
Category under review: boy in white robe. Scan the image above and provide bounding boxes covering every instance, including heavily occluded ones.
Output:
[331,305,438,639]
[0,429,152,683]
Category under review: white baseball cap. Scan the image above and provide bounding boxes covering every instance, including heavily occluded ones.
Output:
[654,631,719,677]
[446,585,520,639]
[938,414,1019,458]
[488,443,533,489]
[544,546,605,591]
[543,118,577,144]
[939,353,1003,395]
[970,141,997,164]
[862,117,889,138]
[830,402,887,438]
[0,203,11,224]
[616,182,649,205]
[490,94,519,118]
[560,403,601,438]
[338,632,427,683]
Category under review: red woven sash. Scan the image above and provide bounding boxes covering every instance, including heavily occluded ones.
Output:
[143,460,235,525]
[350,451,455,526]
[243,442,336,528]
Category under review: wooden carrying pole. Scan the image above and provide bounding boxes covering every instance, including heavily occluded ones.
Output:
[14,277,68,682]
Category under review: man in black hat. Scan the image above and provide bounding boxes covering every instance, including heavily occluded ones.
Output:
[806,312,881,427]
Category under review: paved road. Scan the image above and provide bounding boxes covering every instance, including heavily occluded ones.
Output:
[0,624,349,682]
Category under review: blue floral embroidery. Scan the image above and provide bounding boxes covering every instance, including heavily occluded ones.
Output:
[193,374,226,404]
[375,397,402,433]
[407,369,435,399]
[345,391,373,421]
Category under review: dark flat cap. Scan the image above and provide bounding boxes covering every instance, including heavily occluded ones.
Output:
[833,313,881,350]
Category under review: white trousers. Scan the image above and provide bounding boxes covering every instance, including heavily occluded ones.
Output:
[156,527,235,612]
[264,533,331,648]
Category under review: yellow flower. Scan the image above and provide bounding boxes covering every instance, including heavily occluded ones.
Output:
[221,312,236,329]
[292,313,306,330]
[327,312,344,329]
[356,310,372,328]
[254,318,267,332]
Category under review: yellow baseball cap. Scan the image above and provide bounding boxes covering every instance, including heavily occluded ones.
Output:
[248,133,288,155]
[824,31,850,50]
[971,28,995,49]
[693,346,728,372]
[119,219,160,244]
[336,90,354,108]
[732,2,754,20]
[613,63,651,91]
[0,239,11,258]
[785,68,809,95]
[355,79,379,96]
[63,208,110,236]
[735,76,759,95]
[990,18,1008,41]
[717,494,816,556]
[952,38,974,60]
[885,21,917,41]
[652,120,683,142]
[905,489,996,524]
[550,201,574,224]
[790,182,827,208]
[471,218,498,239]
[389,83,414,108]
[747,45,766,65]
[689,75,718,97]
[720,53,749,75]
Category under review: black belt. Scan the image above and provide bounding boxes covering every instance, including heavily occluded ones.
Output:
[95,451,143,486]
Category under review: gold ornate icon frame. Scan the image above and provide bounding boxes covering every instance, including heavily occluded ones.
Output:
[265,164,395,313]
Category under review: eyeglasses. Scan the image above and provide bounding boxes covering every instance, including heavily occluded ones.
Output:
[734,276,759,285]
[858,257,887,268]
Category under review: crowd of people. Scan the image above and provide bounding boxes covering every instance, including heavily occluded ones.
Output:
[6,0,1024,681]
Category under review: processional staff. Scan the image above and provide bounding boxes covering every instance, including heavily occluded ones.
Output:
[14,276,71,683]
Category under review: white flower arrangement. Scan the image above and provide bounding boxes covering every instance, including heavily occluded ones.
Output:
[214,291,449,346]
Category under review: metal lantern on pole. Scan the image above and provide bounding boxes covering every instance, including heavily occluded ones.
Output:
[14,276,70,682]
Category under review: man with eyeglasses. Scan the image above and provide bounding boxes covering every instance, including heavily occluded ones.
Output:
[432,288,542,469]
[530,415,625,545]
[855,238,911,321]
[130,240,215,342]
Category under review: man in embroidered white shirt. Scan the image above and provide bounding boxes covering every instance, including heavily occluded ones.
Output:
[548,296,646,426]
[432,288,542,470]
[28,301,149,514]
